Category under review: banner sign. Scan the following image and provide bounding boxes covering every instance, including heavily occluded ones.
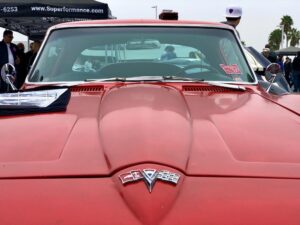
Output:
[0,1,113,39]
[0,3,109,19]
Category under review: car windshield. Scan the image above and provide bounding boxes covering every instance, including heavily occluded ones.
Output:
[28,27,254,83]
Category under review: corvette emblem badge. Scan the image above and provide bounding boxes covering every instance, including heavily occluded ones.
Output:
[119,169,180,192]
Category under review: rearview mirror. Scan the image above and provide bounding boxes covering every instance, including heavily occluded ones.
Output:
[1,63,17,91]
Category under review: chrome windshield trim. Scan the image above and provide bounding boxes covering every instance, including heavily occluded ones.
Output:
[24,80,256,87]
[51,22,235,30]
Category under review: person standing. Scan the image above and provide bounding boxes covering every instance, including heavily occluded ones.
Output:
[0,30,19,92]
[160,45,177,61]
[25,42,34,70]
[222,5,242,39]
[276,55,284,72]
[16,42,27,88]
[262,48,271,61]
[27,40,42,70]
[264,44,277,63]
[284,56,292,87]
[292,51,300,92]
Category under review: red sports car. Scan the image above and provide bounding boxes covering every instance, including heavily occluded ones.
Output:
[0,19,300,225]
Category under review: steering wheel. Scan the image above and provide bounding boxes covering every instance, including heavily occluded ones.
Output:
[182,64,234,81]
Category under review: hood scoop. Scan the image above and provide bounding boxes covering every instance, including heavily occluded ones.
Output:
[98,84,192,170]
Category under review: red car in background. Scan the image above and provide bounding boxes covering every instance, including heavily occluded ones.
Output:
[0,19,300,225]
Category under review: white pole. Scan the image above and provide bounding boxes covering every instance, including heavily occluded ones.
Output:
[280,25,284,49]
[27,36,30,52]
[152,6,158,19]
[277,25,284,49]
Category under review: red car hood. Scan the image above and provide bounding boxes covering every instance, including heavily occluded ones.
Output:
[1,83,300,178]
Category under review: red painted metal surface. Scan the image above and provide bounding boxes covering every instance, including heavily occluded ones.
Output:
[1,175,300,224]
[1,84,300,178]
[1,82,300,224]
[272,93,300,115]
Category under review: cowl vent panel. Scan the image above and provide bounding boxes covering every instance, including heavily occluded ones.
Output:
[183,86,241,93]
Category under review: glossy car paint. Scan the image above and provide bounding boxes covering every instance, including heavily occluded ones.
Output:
[1,176,300,225]
[1,83,300,224]
[1,20,300,225]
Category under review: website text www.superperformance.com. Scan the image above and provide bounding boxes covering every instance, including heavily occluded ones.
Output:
[31,6,104,14]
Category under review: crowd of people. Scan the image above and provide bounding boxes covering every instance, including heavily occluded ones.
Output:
[261,44,300,92]
[0,30,41,92]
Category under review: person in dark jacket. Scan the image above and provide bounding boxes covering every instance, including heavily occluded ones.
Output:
[284,57,292,86]
[0,30,19,92]
[264,44,277,63]
[28,40,42,70]
[276,55,284,72]
[261,44,277,63]
[292,51,300,92]
[24,42,34,71]
[16,42,27,88]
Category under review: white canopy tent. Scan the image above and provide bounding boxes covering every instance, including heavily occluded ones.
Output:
[275,46,300,56]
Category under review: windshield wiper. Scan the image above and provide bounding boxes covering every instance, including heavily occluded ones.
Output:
[47,76,162,87]
[85,77,127,82]
[39,77,128,88]
[204,81,246,91]
[87,76,168,82]
[50,76,245,91]
[162,75,205,82]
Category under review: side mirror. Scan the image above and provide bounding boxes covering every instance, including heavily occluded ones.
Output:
[265,63,281,93]
[1,63,17,91]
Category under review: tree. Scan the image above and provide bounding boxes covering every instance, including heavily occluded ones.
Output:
[289,28,300,47]
[280,15,293,47]
[268,29,282,50]
[268,15,299,49]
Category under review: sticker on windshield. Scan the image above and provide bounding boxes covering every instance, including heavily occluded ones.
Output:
[220,64,241,75]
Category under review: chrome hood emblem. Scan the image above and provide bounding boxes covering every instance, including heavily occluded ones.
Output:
[119,169,180,192]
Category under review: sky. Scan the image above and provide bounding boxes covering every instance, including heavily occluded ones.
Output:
[2,0,300,51]
[99,0,300,50]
